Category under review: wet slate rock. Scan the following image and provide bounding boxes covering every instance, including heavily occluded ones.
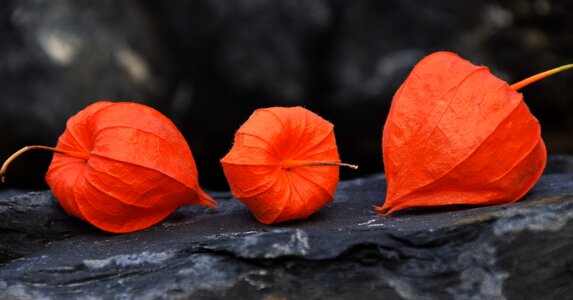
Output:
[0,191,93,264]
[1,159,573,299]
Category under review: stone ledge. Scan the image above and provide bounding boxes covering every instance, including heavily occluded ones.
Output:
[1,160,572,299]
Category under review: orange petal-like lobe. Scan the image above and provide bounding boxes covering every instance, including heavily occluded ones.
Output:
[221,107,340,224]
[46,101,216,233]
[379,51,546,214]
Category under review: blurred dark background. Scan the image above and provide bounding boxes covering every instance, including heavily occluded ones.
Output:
[1,0,572,191]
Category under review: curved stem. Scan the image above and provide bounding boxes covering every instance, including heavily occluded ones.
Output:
[0,145,89,183]
[511,64,573,91]
[281,159,358,170]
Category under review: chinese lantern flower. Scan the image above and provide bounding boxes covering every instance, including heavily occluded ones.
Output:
[378,51,572,214]
[221,106,357,224]
[1,101,216,233]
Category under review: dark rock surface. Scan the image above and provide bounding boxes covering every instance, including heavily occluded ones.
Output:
[1,158,573,299]
[0,191,94,264]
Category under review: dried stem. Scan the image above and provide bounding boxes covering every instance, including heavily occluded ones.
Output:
[511,64,573,91]
[0,145,89,183]
[281,159,358,170]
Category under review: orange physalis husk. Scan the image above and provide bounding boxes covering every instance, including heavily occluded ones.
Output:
[0,101,216,233]
[220,107,357,224]
[378,51,572,215]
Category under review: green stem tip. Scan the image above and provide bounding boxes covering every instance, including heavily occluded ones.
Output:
[511,64,573,91]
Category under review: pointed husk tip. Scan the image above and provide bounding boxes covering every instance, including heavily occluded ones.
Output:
[374,204,396,216]
[196,188,217,209]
